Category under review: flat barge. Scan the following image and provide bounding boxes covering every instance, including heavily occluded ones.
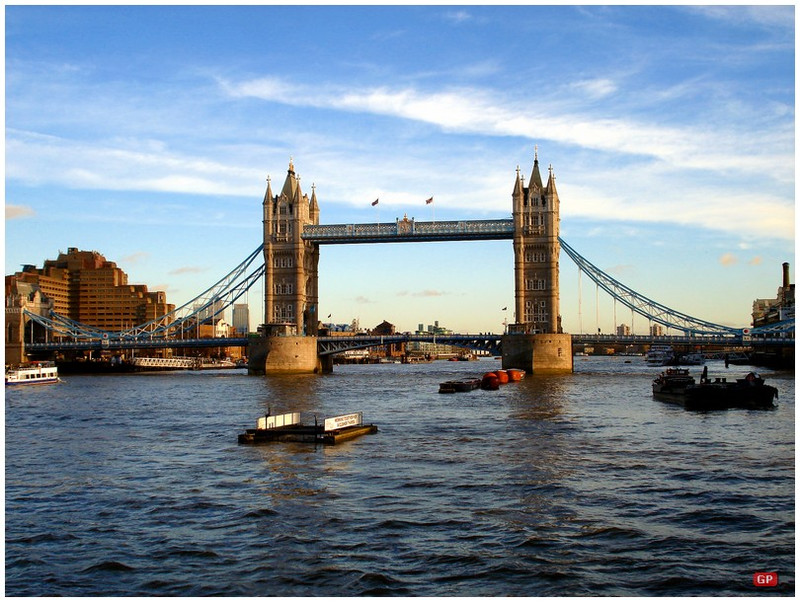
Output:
[653,368,778,411]
[238,411,377,445]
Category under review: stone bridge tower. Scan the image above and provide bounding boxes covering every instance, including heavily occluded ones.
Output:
[511,149,562,334]
[251,160,323,374]
[503,149,572,373]
[262,159,320,337]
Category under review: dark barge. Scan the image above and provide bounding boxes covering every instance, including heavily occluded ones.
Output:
[653,368,778,411]
[238,411,377,445]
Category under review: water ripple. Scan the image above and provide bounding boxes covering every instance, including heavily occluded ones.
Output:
[5,359,794,596]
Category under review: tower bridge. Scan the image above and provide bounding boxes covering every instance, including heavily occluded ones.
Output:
[12,153,794,372]
[254,153,571,374]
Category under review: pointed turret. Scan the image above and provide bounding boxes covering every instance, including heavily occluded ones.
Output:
[513,165,523,196]
[545,163,558,199]
[530,146,544,191]
[280,158,300,201]
[309,184,320,225]
[263,176,273,205]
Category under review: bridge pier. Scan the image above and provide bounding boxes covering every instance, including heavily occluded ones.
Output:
[247,335,324,375]
[502,333,573,374]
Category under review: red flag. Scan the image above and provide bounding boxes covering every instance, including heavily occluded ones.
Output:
[425,197,433,204]
[371,198,379,206]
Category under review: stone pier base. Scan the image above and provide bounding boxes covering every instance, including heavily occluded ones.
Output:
[501,333,573,374]
[248,335,323,375]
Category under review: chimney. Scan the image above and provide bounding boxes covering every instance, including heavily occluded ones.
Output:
[782,262,790,289]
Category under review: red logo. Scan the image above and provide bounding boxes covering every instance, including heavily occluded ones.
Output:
[753,572,778,587]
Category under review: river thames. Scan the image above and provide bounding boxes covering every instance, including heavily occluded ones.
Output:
[5,356,794,596]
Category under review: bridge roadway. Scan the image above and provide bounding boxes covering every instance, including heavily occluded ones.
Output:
[26,331,790,355]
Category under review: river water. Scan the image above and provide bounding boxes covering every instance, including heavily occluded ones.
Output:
[5,356,795,596]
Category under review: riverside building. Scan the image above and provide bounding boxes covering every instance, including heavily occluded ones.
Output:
[5,248,174,364]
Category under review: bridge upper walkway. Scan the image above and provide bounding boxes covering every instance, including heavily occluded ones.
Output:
[302,218,515,244]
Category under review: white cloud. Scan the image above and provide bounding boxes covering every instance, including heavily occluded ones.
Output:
[219,75,793,184]
[6,204,36,220]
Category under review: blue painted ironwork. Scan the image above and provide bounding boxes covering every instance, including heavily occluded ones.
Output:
[317,333,502,356]
[24,244,265,344]
[559,238,746,338]
[20,217,793,352]
[25,337,250,352]
[303,219,515,244]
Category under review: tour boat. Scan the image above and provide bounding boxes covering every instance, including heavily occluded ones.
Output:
[652,368,777,411]
[645,345,675,366]
[5,363,60,386]
[675,351,705,366]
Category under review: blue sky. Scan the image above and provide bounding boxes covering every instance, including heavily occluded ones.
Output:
[5,5,795,335]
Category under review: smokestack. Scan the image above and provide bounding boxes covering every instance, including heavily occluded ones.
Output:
[782,262,790,289]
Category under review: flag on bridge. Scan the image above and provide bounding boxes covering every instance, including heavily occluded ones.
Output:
[371,198,379,206]
[425,197,434,204]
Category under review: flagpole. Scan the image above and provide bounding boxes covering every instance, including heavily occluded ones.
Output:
[372,198,380,226]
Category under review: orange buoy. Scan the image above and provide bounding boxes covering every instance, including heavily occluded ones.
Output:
[494,370,509,384]
[507,368,525,382]
[481,373,500,390]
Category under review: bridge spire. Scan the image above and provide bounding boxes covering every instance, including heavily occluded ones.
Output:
[546,164,558,198]
[530,149,544,190]
[263,175,273,206]
[513,165,523,198]
[309,183,320,224]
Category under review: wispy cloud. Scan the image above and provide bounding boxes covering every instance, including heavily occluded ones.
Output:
[220,75,793,182]
[168,266,207,276]
[121,251,149,265]
[6,204,36,220]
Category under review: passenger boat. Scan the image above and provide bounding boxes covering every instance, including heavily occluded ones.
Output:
[645,345,675,366]
[652,367,778,411]
[676,351,705,366]
[5,363,60,386]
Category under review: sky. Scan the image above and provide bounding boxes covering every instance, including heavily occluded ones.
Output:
[4,4,796,335]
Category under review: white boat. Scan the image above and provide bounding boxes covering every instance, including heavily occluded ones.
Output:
[645,345,674,366]
[5,363,60,386]
[676,352,705,366]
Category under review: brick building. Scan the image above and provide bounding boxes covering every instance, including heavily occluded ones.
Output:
[5,248,174,364]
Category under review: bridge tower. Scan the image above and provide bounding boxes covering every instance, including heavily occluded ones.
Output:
[504,149,573,373]
[262,159,320,336]
[251,159,324,374]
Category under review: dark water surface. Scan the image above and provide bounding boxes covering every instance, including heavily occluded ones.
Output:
[5,356,795,596]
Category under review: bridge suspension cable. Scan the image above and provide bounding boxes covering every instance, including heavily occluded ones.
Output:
[559,237,741,337]
[25,244,266,342]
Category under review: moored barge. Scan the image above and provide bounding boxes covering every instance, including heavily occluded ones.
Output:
[653,368,778,411]
[238,411,377,445]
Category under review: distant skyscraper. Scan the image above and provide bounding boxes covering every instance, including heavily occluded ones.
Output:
[232,303,250,335]
[195,300,225,324]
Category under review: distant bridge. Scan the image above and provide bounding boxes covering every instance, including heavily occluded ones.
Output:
[23,327,791,358]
